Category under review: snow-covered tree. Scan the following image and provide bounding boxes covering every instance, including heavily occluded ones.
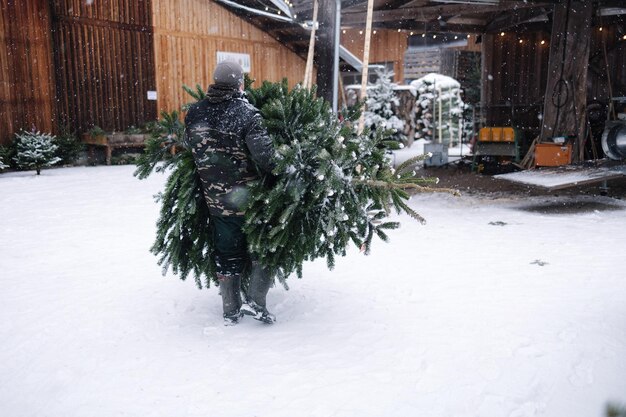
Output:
[364,69,406,144]
[410,73,464,145]
[13,130,61,175]
[0,153,8,170]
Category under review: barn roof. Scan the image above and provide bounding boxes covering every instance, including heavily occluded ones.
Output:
[215,0,626,57]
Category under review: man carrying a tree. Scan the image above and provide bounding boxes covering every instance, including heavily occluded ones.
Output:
[184,61,276,325]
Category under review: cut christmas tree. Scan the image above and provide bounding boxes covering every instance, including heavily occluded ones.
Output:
[136,79,456,288]
[411,73,465,146]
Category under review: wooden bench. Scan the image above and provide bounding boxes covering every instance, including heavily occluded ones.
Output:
[83,133,148,165]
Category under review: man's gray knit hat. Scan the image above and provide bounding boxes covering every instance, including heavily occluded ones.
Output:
[213,61,244,87]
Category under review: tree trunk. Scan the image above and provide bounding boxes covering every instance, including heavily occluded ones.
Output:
[540,0,592,163]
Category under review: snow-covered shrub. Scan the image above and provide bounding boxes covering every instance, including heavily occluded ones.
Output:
[0,143,16,170]
[54,130,84,166]
[0,145,9,170]
[364,69,407,144]
[13,130,61,175]
[410,73,464,145]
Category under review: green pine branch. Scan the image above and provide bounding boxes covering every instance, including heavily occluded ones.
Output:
[136,78,458,287]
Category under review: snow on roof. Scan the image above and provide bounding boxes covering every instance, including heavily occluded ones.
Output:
[344,84,413,91]
[410,73,461,91]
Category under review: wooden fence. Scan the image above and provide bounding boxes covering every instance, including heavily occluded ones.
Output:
[0,0,56,145]
[51,0,157,133]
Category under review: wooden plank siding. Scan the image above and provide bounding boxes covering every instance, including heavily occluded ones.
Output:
[482,26,625,136]
[50,0,157,133]
[341,29,408,82]
[0,0,56,145]
[588,26,626,102]
[481,31,551,132]
[151,0,308,114]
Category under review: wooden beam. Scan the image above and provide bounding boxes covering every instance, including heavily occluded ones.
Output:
[485,6,553,32]
[294,0,365,17]
[539,0,592,163]
[370,21,486,33]
[358,0,375,134]
[341,2,547,25]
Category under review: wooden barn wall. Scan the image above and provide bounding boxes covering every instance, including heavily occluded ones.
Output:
[481,32,550,133]
[0,0,56,146]
[588,26,626,102]
[482,26,626,134]
[341,29,408,83]
[152,0,307,113]
[51,0,157,133]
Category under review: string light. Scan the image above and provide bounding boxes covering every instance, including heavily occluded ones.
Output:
[599,27,603,31]
[433,34,437,39]
[541,40,546,45]
[623,35,626,40]
[519,39,523,44]
[359,30,363,35]
[397,29,401,32]
[454,35,458,39]
[500,32,505,37]
[342,29,346,34]
[422,33,426,38]
[373,30,377,34]
[467,34,471,38]
[410,32,414,36]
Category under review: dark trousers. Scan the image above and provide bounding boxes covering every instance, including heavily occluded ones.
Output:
[212,215,247,276]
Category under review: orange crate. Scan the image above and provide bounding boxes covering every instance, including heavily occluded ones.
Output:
[491,127,503,142]
[535,143,572,166]
[502,127,515,142]
[478,127,492,142]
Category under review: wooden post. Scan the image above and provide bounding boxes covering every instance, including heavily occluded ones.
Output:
[303,0,319,89]
[357,0,375,134]
[438,85,443,143]
[539,0,592,163]
[480,34,494,128]
[315,0,338,104]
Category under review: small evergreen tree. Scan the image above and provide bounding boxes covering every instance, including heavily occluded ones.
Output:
[13,130,61,175]
[0,143,16,170]
[0,154,8,170]
[364,69,406,144]
[54,128,85,166]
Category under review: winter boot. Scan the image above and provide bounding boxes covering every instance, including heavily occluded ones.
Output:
[241,264,276,324]
[218,274,243,326]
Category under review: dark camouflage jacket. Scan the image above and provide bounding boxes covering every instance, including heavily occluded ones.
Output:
[184,85,274,216]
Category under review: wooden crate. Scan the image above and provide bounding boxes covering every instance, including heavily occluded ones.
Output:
[535,143,572,167]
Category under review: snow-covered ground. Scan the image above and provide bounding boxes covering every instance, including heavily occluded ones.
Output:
[391,140,471,169]
[1,165,625,417]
